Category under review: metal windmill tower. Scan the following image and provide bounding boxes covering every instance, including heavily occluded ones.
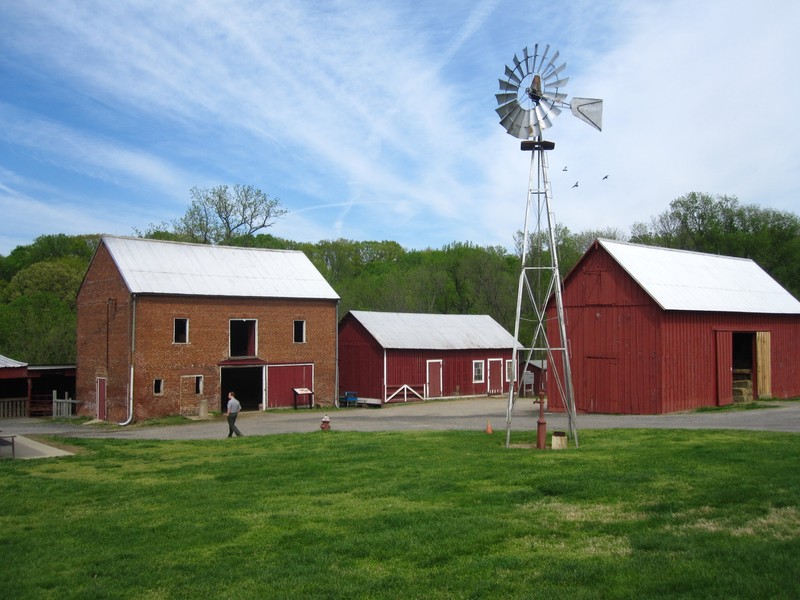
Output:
[496,44,602,448]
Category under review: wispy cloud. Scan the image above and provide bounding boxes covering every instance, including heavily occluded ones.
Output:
[0,0,798,255]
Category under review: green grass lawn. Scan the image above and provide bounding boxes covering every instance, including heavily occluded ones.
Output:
[1,429,798,599]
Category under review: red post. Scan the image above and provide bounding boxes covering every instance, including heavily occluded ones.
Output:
[536,391,547,450]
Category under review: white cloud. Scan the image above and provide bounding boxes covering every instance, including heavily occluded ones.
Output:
[0,0,797,257]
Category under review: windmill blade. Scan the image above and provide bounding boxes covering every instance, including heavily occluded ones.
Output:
[500,105,529,138]
[534,104,553,131]
[541,56,560,79]
[512,53,526,79]
[541,90,568,104]
[535,44,551,72]
[543,100,562,118]
[495,99,520,119]
[547,60,567,79]
[504,65,521,85]
[570,97,603,131]
[544,76,570,89]
[522,46,532,73]
[498,79,519,93]
[495,92,517,106]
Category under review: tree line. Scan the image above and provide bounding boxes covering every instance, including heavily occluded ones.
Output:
[1,190,798,364]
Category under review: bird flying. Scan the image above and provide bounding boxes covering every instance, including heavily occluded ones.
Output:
[572,181,579,188]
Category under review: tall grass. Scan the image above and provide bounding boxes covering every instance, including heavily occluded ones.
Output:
[1,429,798,599]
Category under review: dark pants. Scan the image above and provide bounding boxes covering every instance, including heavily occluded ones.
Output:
[227,413,242,437]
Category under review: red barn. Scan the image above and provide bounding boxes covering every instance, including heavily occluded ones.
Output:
[548,239,800,414]
[76,236,339,422]
[338,311,516,404]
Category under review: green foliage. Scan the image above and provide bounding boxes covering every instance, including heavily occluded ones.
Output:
[0,429,798,598]
[0,234,96,363]
[0,233,97,281]
[1,191,797,364]
[0,292,76,363]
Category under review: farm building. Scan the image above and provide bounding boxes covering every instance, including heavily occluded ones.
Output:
[547,239,800,414]
[0,355,76,418]
[338,310,517,404]
[76,236,339,422]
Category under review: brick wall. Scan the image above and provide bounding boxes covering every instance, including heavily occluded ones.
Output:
[76,243,133,421]
[77,242,339,422]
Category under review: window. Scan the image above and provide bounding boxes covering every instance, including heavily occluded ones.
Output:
[293,320,306,343]
[472,360,485,383]
[174,318,188,344]
[230,319,257,357]
[153,379,164,395]
[506,360,515,382]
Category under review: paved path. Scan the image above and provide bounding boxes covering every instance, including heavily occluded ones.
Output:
[2,398,799,451]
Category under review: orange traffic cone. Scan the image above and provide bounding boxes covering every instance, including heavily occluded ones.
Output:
[485,419,493,434]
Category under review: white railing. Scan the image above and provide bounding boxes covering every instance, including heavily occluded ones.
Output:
[0,398,26,418]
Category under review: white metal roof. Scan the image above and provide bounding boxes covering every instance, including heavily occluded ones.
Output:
[348,310,516,350]
[598,239,800,314]
[101,236,339,300]
[0,354,27,368]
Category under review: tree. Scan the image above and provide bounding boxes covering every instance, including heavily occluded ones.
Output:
[3,258,86,308]
[0,234,98,281]
[140,185,287,245]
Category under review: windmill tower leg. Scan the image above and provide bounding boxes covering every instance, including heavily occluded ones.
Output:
[504,139,579,448]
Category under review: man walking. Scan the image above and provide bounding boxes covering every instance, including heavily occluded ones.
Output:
[226,391,243,437]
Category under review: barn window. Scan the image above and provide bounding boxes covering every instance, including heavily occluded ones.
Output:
[294,320,306,343]
[153,379,164,395]
[195,376,203,395]
[230,319,257,357]
[472,360,485,383]
[506,360,514,382]
[174,318,189,344]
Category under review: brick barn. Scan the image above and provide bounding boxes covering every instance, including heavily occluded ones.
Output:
[338,311,516,404]
[76,236,339,422]
[547,239,800,414]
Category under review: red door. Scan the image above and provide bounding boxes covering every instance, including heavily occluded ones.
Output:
[96,377,107,420]
[715,331,733,406]
[487,359,503,394]
[266,364,313,408]
[426,360,442,398]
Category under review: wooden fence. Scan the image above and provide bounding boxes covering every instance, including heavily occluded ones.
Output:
[0,392,77,418]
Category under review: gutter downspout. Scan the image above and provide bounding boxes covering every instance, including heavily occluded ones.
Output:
[119,294,136,426]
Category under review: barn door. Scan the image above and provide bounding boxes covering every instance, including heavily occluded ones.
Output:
[715,331,733,406]
[266,364,313,408]
[426,360,442,398]
[756,331,772,398]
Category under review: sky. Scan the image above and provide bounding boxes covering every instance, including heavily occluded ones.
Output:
[1,0,798,257]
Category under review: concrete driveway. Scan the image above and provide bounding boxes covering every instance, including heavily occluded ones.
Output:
[2,397,798,455]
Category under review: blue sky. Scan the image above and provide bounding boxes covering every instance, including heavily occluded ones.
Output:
[1,0,798,256]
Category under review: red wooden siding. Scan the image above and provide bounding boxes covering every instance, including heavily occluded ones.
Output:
[338,314,513,403]
[338,317,385,400]
[548,242,800,414]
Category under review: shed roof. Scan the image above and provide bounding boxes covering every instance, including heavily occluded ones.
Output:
[598,239,800,314]
[0,354,27,368]
[100,236,339,300]
[347,310,516,350]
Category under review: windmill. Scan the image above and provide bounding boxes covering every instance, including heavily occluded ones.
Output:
[496,44,602,448]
